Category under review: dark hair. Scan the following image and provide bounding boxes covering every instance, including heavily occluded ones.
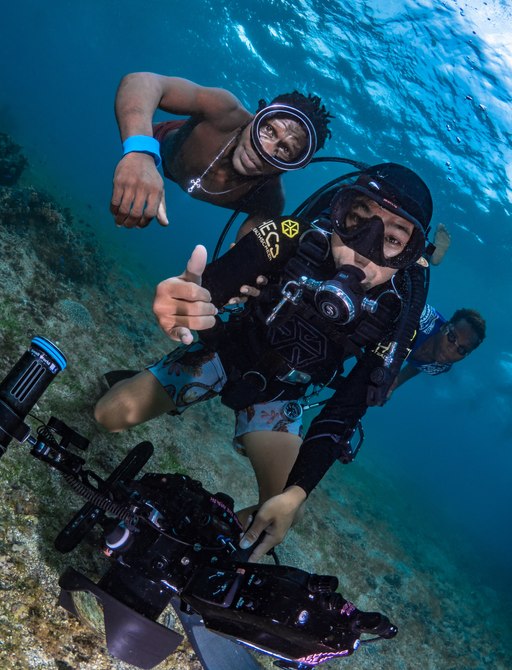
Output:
[450,308,486,344]
[257,91,333,151]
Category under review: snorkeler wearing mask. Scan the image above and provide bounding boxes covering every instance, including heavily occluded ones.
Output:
[386,304,485,399]
[111,72,332,233]
[97,161,433,563]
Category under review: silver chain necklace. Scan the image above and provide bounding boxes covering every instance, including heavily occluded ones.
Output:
[187,132,245,195]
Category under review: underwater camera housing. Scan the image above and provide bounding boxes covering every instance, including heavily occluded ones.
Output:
[0,338,397,670]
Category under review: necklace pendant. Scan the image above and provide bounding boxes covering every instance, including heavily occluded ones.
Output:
[188,178,202,193]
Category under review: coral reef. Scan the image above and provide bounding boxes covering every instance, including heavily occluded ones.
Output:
[58,299,95,329]
[0,132,510,670]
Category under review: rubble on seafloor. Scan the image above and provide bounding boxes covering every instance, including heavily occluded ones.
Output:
[0,133,510,670]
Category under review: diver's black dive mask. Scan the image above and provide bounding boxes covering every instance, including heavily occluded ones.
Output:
[330,186,427,269]
[250,103,317,171]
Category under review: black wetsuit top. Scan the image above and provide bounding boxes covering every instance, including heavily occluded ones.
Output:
[200,217,406,496]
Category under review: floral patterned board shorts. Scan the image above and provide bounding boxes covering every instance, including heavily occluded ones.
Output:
[147,344,227,412]
[147,344,304,456]
[233,401,304,456]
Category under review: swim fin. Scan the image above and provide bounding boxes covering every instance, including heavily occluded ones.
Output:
[170,601,261,670]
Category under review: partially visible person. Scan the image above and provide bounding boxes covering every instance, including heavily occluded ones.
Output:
[96,162,433,561]
[387,305,485,397]
[111,72,332,235]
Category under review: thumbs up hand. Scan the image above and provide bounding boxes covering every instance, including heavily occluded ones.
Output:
[153,245,218,344]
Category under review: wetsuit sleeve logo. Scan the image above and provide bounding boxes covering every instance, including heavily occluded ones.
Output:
[254,219,280,260]
[252,218,301,261]
[281,219,300,238]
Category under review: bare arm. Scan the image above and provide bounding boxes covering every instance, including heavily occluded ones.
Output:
[114,72,247,138]
[111,73,248,229]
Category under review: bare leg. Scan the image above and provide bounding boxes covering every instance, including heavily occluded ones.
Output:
[236,430,305,526]
[94,370,175,432]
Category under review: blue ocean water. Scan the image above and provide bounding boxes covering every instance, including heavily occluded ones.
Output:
[1,0,511,644]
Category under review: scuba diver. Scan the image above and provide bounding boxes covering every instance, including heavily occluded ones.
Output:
[95,161,432,562]
[110,72,332,235]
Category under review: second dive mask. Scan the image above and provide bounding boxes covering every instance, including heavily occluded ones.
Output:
[330,166,431,269]
[250,103,317,171]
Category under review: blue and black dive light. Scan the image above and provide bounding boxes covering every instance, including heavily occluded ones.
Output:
[0,336,66,454]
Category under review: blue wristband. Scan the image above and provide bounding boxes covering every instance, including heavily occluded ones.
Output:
[122,135,162,168]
